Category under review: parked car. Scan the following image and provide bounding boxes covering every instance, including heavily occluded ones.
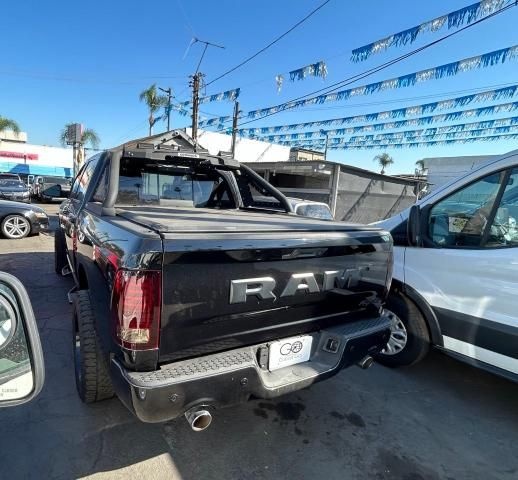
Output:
[55,135,393,428]
[288,198,334,220]
[0,179,31,203]
[32,176,72,202]
[0,200,49,239]
[374,149,518,382]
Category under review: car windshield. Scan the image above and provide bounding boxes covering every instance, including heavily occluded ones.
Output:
[0,180,26,189]
[116,157,286,211]
[117,158,235,208]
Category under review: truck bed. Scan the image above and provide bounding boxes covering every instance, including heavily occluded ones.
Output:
[116,205,374,234]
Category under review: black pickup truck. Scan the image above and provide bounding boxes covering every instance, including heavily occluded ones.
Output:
[55,133,393,428]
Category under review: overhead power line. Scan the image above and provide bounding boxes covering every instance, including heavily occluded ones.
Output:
[206,0,333,87]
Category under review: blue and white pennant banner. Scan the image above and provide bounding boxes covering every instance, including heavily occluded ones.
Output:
[231,86,518,134]
[328,134,518,150]
[281,127,518,149]
[331,126,518,145]
[351,0,515,62]
[278,121,518,148]
[177,88,240,109]
[283,133,518,150]
[348,124,518,142]
[248,106,518,142]
[244,45,518,120]
[275,61,328,92]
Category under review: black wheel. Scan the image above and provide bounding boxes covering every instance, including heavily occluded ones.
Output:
[374,291,430,367]
[54,229,68,274]
[73,290,114,403]
[1,214,31,239]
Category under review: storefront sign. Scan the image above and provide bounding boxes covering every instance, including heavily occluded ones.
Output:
[0,151,39,161]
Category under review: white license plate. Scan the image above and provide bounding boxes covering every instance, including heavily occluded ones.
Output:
[268,335,313,371]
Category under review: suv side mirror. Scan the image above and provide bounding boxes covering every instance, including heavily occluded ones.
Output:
[0,272,44,408]
[407,205,421,246]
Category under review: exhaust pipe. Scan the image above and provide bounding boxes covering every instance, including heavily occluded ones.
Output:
[356,355,374,370]
[185,407,212,432]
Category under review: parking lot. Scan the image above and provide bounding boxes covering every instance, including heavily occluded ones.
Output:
[0,203,516,480]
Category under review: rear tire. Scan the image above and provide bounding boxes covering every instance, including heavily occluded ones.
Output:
[73,290,114,403]
[54,229,68,274]
[375,291,430,367]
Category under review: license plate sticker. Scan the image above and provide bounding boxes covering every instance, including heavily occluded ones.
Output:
[268,335,313,372]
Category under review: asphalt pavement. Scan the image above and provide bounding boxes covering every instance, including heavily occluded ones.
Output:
[0,203,517,480]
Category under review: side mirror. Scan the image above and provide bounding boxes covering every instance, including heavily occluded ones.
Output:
[407,205,421,247]
[0,272,44,408]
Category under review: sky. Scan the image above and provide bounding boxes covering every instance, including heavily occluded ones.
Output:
[1,0,517,174]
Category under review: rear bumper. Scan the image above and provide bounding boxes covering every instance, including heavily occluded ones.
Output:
[111,316,391,423]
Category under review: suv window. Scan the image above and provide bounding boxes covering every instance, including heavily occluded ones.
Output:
[428,169,510,248]
[92,167,108,203]
[71,158,99,203]
[485,168,518,248]
[70,165,87,199]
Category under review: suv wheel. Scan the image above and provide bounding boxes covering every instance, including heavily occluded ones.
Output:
[54,229,68,274]
[73,290,114,403]
[374,291,430,367]
[1,214,31,239]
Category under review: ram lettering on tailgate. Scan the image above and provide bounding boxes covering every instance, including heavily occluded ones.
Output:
[229,267,369,304]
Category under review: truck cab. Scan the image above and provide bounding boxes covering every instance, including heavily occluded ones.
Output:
[375,149,518,381]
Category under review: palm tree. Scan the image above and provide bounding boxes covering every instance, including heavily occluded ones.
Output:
[373,152,394,175]
[139,84,167,136]
[0,116,20,136]
[60,124,101,172]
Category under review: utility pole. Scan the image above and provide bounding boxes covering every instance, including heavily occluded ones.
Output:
[320,129,329,160]
[159,87,173,132]
[190,73,202,148]
[231,101,240,158]
[189,38,224,150]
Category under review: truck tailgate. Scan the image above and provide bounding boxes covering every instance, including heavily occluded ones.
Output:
[159,229,391,362]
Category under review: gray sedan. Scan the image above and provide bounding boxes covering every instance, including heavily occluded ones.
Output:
[0,200,49,239]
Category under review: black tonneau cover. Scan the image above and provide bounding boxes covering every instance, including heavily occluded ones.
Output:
[116,206,375,234]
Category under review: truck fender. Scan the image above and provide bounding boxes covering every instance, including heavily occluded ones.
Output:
[390,278,443,347]
[75,256,114,354]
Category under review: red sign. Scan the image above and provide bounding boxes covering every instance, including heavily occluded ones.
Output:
[0,151,39,161]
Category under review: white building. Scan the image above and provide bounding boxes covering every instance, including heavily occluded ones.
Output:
[420,155,499,191]
[187,128,291,163]
[0,130,73,177]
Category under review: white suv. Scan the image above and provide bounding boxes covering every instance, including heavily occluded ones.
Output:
[375,149,518,381]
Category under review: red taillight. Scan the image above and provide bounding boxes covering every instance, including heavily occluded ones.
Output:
[111,270,161,350]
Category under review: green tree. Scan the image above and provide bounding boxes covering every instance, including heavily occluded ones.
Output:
[139,84,167,136]
[373,152,394,175]
[415,159,425,173]
[0,117,20,135]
